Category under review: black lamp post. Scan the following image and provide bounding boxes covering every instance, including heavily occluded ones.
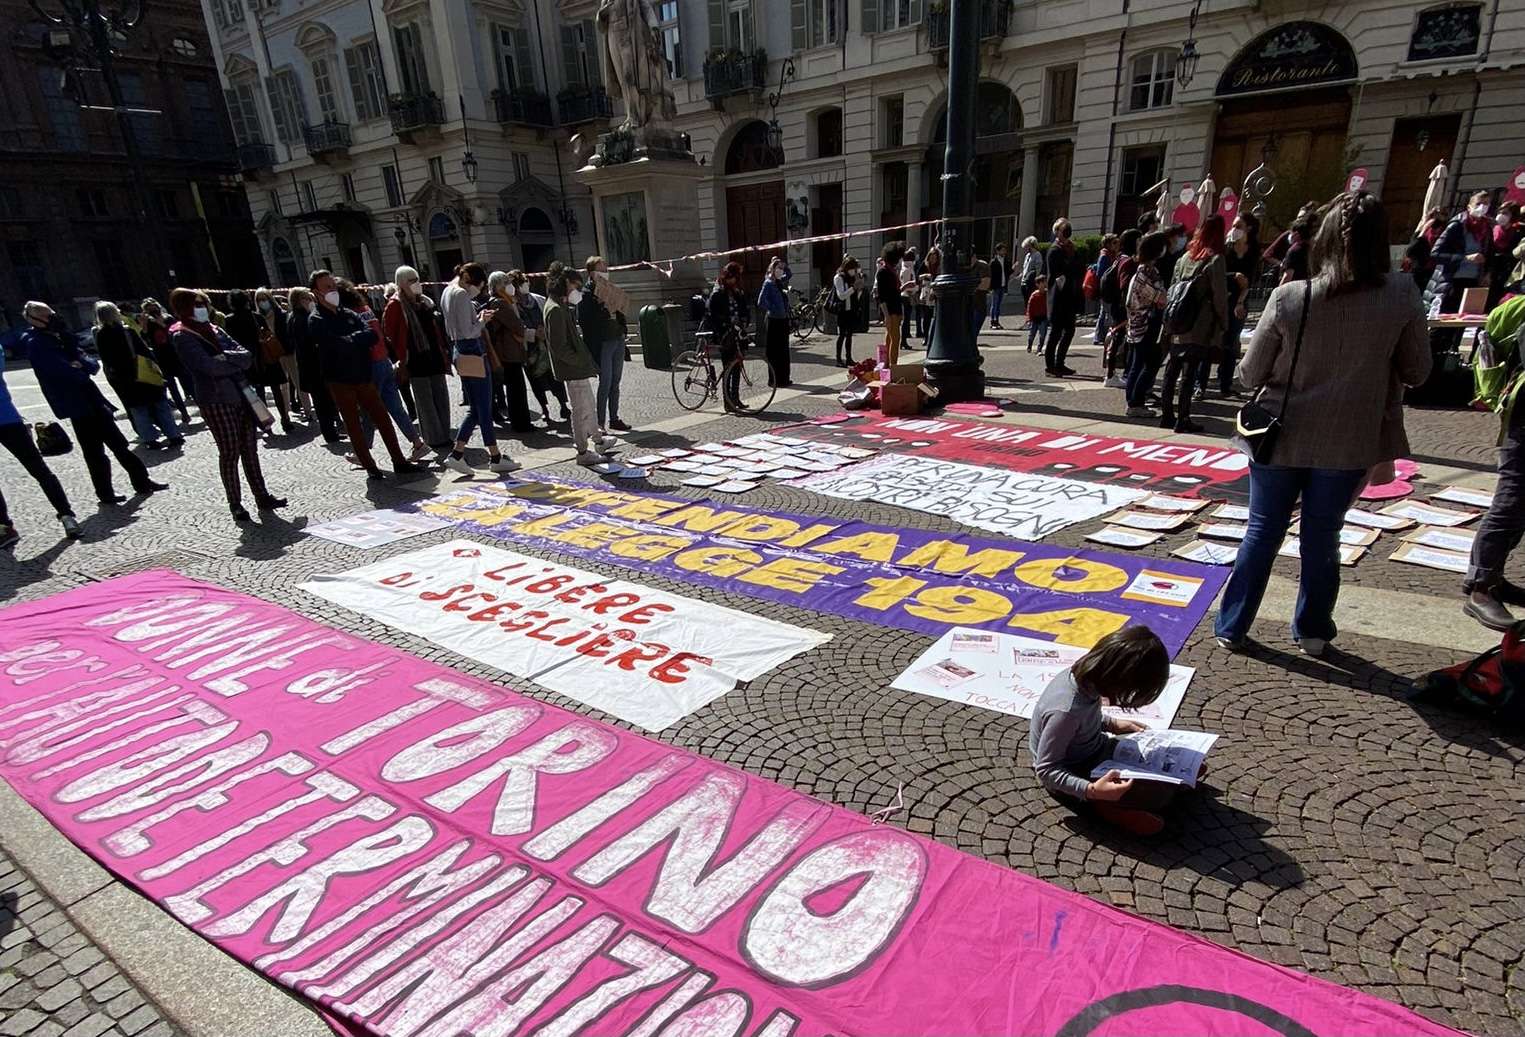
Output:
[459,92,478,183]
[924,0,985,402]
[1175,0,1202,88]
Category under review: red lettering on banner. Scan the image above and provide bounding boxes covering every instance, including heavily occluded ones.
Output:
[585,592,643,615]
[650,652,710,684]
[420,582,474,602]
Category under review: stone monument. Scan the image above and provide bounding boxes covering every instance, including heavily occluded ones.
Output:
[575,0,708,311]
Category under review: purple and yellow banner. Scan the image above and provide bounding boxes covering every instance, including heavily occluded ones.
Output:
[415,477,1227,654]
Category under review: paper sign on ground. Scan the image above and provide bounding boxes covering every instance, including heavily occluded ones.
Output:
[303,508,451,549]
[890,627,1194,729]
[1432,486,1495,508]
[1141,494,1211,513]
[1107,509,1194,531]
[1379,500,1479,527]
[0,576,1463,1037]
[794,454,1148,540]
[1174,539,1239,565]
[1346,508,1414,531]
[1391,541,1471,573]
[1198,522,1249,540]
[1085,526,1164,548]
[1212,503,1251,521]
[1403,526,1477,553]
[301,539,829,731]
[1289,523,1381,547]
[1279,538,1365,565]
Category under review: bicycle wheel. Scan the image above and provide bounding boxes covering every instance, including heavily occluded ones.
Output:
[813,291,837,336]
[792,305,815,343]
[670,351,714,411]
[727,353,778,414]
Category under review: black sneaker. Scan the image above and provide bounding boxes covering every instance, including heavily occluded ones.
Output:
[609,418,633,432]
[134,480,170,494]
[366,468,388,481]
[255,495,288,510]
[0,524,18,550]
[230,505,252,523]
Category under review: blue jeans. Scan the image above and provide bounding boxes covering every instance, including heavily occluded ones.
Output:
[1027,317,1047,352]
[989,287,1007,323]
[128,393,180,444]
[596,339,624,427]
[1124,336,1162,409]
[1215,464,1366,643]
[371,358,418,443]
[453,341,496,448]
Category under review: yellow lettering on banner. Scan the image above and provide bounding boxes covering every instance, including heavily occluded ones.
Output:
[738,558,845,594]
[504,482,559,501]
[814,531,900,563]
[777,523,841,548]
[674,546,761,578]
[513,514,579,537]
[1014,558,1128,594]
[895,540,1026,578]
[607,533,692,562]
[653,506,753,535]
[418,497,487,522]
[905,586,1012,625]
[1007,608,1128,647]
[608,497,685,522]
[722,516,802,543]
[549,522,635,550]
[853,575,926,610]
[562,488,631,508]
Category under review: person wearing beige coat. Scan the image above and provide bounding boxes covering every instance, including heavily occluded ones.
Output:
[1216,193,1431,658]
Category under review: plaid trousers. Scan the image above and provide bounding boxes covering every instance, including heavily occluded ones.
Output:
[201,401,269,506]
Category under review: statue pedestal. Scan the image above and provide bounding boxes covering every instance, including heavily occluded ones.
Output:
[577,148,710,313]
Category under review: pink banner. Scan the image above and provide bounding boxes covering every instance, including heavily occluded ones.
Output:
[0,573,1458,1037]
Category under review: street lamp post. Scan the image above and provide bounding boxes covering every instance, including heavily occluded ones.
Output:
[924,0,985,402]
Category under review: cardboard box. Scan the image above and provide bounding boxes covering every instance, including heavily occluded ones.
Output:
[881,382,923,416]
[889,362,924,385]
[1460,286,1489,315]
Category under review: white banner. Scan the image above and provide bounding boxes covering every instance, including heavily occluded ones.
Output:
[792,455,1147,540]
[304,508,452,549]
[301,540,831,731]
[891,627,1194,729]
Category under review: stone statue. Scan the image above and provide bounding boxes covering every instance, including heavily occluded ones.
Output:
[597,0,677,129]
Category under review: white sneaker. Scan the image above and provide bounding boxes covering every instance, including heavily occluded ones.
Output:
[595,436,620,451]
[443,455,473,475]
[575,451,606,466]
[1104,374,1125,388]
[1125,406,1157,418]
[488,457,522,474]
[1297,637,1327,658]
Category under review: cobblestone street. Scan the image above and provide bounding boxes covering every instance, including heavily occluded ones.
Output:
[1,328,1522,1035]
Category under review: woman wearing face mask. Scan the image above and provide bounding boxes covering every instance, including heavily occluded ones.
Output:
[1200,212,1260,399]
[139,298,192,422]
[579,256,632,435]
[757,256,793,388]
[339,278,430,465]
[383,266,454,449]
[168,288,285,522]
[1488,202,1522,309]
[832,256,862,367]
[226,290,293,434]
[439,262,519,475]
[285,287,341,443]
[1159,214,1229,434]
[1425,191,1495,317]
[515,275,569,425]
[544,266,610,464]
[93,300,183,450]
[258,289,312,425]
[484,270,535,434]
[704,262,751,411]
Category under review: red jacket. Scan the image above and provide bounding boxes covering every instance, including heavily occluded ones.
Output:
[1026,289,1048,320]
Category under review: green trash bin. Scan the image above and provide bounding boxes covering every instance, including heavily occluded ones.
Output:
[639,304,672,369]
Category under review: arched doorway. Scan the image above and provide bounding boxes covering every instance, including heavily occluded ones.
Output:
[271,237,301,288]
[924,81,1023,257]
[428,212,462,279]
[519,207,556,273]
[722,120,784,292]
[1211,22,1357,237]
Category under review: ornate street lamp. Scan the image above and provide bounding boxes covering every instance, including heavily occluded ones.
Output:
[458,92,478,183]
[1175,0,1202,88]
[462,150,479,183]
[765,58,796,163]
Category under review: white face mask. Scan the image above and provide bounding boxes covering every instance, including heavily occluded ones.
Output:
[1471,204,1490,219]
[323,291,341,308]
[1498,213,1512,227]
[192,306,210,322]
[258,300,271,312]
[1227,226,1245,244]
[567,288,584,306]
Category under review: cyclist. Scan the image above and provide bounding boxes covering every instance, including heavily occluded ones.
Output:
[703,261,751,412]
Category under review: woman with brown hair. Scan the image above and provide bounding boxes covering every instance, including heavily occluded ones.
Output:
[1158,214,1228,433]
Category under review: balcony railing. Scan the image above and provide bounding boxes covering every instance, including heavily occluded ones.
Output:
[236,140,276,174]
[389,92,445,136]
[492,88,555,128]
[703,49,767,101]
[927,0,1012,50]
[557,86,614,126]
[303,119,352,156]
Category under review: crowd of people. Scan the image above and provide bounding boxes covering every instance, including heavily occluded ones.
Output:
[0,257,642,546]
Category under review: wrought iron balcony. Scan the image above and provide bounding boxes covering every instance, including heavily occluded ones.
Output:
[557,86,614,126]
[388,92,445,137]
[926,0,1012,50]
[492,88,555,128]
[302,119,352,157]
[236,140,276,174]
[703,49,767,101]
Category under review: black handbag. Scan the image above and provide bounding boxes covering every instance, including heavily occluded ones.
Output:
[1232,280,1311,464]
[33,420,71,456]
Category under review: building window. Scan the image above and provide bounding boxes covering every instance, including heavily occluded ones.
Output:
[815,108,843,157]
[77,187,110,218]
[8,241,48,300]
[1128,50,1176,111]
[341,172,356,201]
[393,23,432,96]
[265,70,307,144]
[38,68,85,151]
[116,72,163,156]
[170,36,198,57]
[1045,64,1077,124]
[300,181,318,212]
[345,42,387,121]
[268,189,283,215]
[512,152,531,181]
[225,81,263,144]
[1114,143,1166,229]
[881,94,903,148]
[493,24,537,91]
[805,0,838,46]
[93,239,131,298]
[657,2,682,78]
[561,20,601,88]
[382,164,403,207]
[185,80,223,144]
[876,0,917,32]
[428,156,445,184]
[1409,5,1482,61]
[153,188,179,218]
[311,56,341,122]
[727,0,754,52]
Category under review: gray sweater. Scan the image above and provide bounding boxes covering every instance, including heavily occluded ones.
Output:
[1029,671,1111,801]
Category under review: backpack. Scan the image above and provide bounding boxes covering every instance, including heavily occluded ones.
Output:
[1412,621,1525,724]
[1082,265,1100,300]
[1099,260,1127,309]
[1162,267,1209,337]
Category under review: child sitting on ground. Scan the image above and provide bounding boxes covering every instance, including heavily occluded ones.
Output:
[1029,625,1180,836]
[1025,275,1048,354]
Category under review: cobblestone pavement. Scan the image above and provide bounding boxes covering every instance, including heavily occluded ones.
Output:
[1,327,1523,1035]
[0,852,184,1037]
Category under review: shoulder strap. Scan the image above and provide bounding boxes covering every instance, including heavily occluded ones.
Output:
[1277,280,1313,422]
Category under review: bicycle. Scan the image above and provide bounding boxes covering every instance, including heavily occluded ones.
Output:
[788,287,818,344]
[670,328,779,415]
[811,285,839,337]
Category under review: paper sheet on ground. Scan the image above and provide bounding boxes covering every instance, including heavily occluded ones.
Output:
[891,627,1194,729]
[1391,541,1471,573]
[303,508,451,549]
[1380,500,1479,527]
[1403,526,1477,553]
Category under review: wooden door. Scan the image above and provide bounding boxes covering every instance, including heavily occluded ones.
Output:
[725,180,785,294]
[1383,115,1462,244]
[1210,89,1351,238]
[811,183,843,289]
